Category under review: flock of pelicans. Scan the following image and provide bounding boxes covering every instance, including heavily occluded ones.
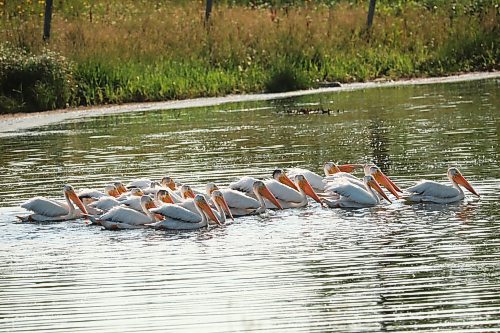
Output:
[17,162,480,230]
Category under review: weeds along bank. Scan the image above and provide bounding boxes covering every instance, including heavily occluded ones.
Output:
[0,1,498,113]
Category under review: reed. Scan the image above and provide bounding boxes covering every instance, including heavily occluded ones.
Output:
[0,0,498,112]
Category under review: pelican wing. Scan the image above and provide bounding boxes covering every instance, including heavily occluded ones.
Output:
[324,172,359,183]
[406,181,460,198]
[287,168,324,190]
[21,197,69,217]
[151,204,201,223]
[126,179,151,189]
[220,189,259,209]
[229,176,259,194]
[121,197,143,212]
[265,179,303,202]
[151,218,206,230]
[77,188,106,199]
[328,183,376,205]
[90,197,121,211]
[100,206,152,225]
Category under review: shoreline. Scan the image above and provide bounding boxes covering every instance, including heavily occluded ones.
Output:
[1,71,498,137]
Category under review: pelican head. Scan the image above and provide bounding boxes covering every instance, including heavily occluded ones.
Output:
[252,181,283,210]
[161,177,177,190]
[206,182,219,196]
[211,190,234,221]
[63,184,88,214]
[113,181,127,194]
[105,185,120,197]
[194,194,222,225]
[140,195,157,210]
[448,168,479,197]
[156,189,174,204]
[180,185,195,199]
[366,166,401,199]
[272,169,299,191]
[294,174,323,205]
[130,188,144,196]
[150,181,161,189]
[324,162,341,176]
[364,175,392,203]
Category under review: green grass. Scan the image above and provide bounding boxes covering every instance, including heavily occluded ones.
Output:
[0,0,498,113]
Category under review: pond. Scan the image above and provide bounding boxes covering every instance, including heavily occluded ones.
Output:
[0,78,499,332]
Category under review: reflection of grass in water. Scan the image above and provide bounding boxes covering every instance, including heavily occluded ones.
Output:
[0,1,498,112]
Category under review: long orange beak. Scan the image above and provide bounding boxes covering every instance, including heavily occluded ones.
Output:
[215,195,234,221]
[184,189,195,199]
[161,194,175,204]
[299,178,324,205]
[166,181,176,191]
[69,191,89,215]
[382,171,402,193]
[454,174,480,197]
[325,164,341,175]
[118,184,127,194]
[199,201,222,225]
[373,170,400,199]
[338,164,364,173]
[146,201,157,209]
[279,174,299,191]
[259,186,283,210]
[368,179,392,204]
[110,189,120,197]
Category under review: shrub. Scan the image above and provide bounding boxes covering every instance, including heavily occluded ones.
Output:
[0,44,75,113]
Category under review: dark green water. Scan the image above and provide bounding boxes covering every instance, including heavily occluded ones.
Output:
[0,79,499,332]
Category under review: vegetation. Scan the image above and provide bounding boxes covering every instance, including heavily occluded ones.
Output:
[0,0,498,113]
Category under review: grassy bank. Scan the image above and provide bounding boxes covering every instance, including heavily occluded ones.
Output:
[0,0,498,113]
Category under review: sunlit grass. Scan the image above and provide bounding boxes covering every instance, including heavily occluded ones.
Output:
[0,0,498,112]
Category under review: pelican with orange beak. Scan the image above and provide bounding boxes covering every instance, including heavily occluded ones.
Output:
[323,175,392,208]
[93,195,158,230]
[264,174,324,209]
[17,185,89,222]
[150,194,222,230]
[403,167,479,204]
[285,162,364,192]
[206,181,282,216]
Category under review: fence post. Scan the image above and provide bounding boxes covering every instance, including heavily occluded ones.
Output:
[205,0,213,24]
[43,0,53,41]
[366,0,376,29]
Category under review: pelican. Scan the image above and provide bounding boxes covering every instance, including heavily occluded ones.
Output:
[88,196,121,212]
[230,175,323,209]
[149,194,221,230]
[206,181,283,216]
[94,195,158,230]
[17,185,88,222]
[403,167,480,204]
[126,178,153,190]
[286,162,364,192]
[324,164,401,199]
[77,185,120,204]
[113,181,128,194]
[161,176,177,191]
[116,188,144,201]
[323,175,392,208]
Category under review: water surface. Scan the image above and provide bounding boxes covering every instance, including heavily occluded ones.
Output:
[0,79,499,332]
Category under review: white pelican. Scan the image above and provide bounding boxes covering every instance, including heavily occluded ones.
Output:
[403,167,480,204]
[126,178,152,189]
[323,175,392,208]
[113,181,128,194]
[206,181,283,216]
[17,185,88,222]
[116,188,144,201]
[324,165,401,199]
[286,162,364,192]
[149,194,221,230]
[89,196,121,212]
[94,195,158,230]
[231,175,323,209]
[161,176,177,191]
[77,185,120,204]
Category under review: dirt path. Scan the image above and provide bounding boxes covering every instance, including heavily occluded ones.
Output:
[1,72,498,137]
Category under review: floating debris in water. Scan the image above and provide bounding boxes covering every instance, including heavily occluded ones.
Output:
[277,107,345,115]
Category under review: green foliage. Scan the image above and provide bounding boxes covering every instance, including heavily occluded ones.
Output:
[0,44,75,113]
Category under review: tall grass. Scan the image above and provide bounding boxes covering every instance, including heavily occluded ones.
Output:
[0,0,498,112]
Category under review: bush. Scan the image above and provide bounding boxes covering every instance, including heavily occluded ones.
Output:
[0,44,75,113]
[264,62,310,93]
